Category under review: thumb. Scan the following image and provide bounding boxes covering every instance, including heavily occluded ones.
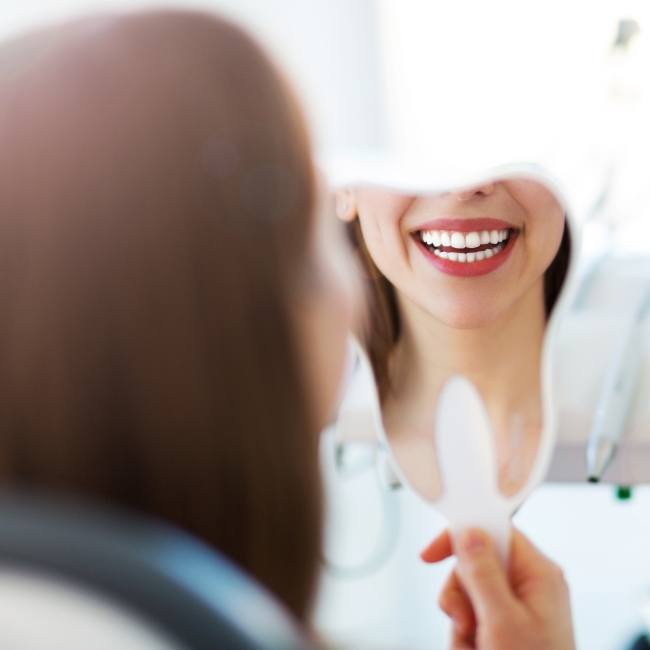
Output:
[455,528,516,623]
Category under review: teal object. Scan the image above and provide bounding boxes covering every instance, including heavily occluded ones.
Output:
[616,485,633,500]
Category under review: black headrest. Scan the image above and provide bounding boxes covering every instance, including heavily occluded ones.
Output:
[0,493,309,650]
[627,634,650,650]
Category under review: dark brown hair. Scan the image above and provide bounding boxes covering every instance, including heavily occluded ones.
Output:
[349,215,572,399]
[0,11,321,620]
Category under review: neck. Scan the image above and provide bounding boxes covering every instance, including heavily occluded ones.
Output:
[386,283,546,435]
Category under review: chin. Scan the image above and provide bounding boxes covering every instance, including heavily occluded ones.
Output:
[426,299,504,330]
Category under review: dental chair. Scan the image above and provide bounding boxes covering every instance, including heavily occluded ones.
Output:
[0,494,309,650]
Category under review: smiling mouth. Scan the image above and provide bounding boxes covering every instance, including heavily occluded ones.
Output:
[415,227,516,263]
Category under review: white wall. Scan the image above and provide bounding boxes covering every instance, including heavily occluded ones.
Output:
[0,0,386,155]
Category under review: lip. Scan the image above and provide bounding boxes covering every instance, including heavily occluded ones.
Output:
[414,229,519,278]
[412,217,516,233]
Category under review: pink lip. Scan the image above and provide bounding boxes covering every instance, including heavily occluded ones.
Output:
[413,217,516,233]
[414,230,519,278]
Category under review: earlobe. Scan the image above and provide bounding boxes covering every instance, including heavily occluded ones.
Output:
[335,189,357,222]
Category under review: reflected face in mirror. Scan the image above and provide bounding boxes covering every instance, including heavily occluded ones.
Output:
[336,177,570,500]
[350,180,565,328]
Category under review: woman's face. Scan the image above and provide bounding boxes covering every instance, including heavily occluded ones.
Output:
[297,185,360,430]
[341,179,565,328]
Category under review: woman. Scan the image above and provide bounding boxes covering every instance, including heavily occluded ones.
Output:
[336,181,571,497]
[0,9,349,620]
[0,9,574,649]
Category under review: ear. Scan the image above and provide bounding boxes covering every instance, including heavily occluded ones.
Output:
[335,189,357,222]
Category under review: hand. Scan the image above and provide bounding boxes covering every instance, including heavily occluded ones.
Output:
[420,527,575,650]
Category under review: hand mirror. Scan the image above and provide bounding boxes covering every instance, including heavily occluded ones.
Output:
[333,165,578,558]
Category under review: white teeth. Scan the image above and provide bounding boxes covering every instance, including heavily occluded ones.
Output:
[420,228,511,248]
[419,226,512,264]
[431,243,504,263]
[450,232,466,249]
[465,232,481,248]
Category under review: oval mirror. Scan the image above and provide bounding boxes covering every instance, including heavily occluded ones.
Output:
[333,166,578,537]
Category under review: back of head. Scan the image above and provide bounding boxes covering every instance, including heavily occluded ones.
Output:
[0,10,320,620]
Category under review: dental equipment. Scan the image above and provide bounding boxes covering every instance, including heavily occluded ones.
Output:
[586,288,650,482]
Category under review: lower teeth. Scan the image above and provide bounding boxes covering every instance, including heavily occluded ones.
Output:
[431,242,505,262]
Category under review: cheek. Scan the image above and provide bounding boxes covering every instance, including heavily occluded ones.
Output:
[308,280,353,427]
[354,191,413,274]
[323,266,356,344]
[506,180,566,275]
[357,213,385,253]
[525,209,566,277]
[357,210,409,282]
[300,248,359,429]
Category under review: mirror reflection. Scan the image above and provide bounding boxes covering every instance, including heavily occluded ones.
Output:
[336,176,571,500]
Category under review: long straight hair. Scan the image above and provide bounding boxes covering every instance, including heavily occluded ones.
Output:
[0,11,322,620]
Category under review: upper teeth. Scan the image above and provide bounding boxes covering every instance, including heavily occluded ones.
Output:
[420,229,509,249]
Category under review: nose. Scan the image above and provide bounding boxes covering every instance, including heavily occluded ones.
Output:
[452,182,496,201]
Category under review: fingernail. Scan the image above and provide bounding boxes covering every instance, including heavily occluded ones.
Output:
[459,529,487,555]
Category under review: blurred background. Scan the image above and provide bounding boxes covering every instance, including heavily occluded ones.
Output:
[1,1,650,649]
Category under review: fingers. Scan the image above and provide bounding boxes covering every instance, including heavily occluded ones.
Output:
[420,529,453,563]
[455,528,517,623]
[423,531,477,646]
[507,529,571,613]
[450,627,475,650]
[429,527,573,650]
[509,528,560,583]
[438,569,476,640]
